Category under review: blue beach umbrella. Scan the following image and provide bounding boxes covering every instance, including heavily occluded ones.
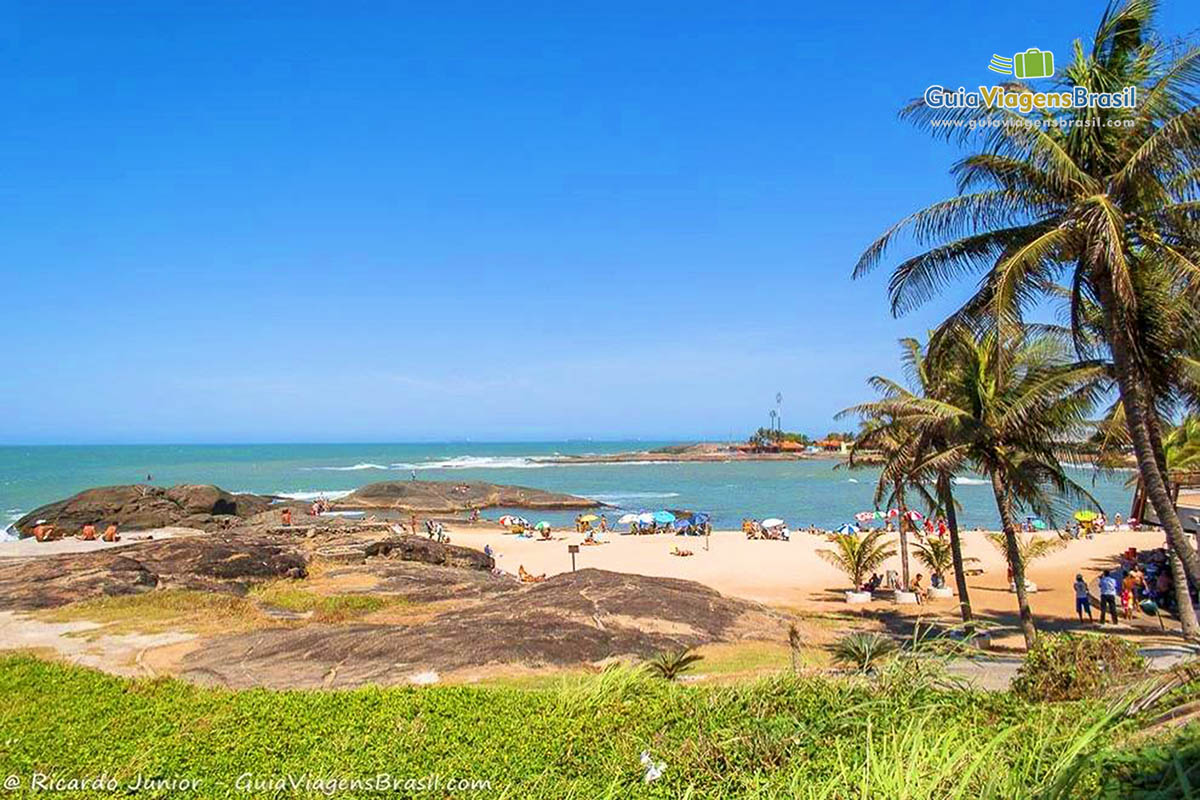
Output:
[835,523,860,535]
[653,511,676,524]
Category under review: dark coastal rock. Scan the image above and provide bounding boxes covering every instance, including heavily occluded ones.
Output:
[0,534,305,610]
[180,569,781,689]
[334,480,600,513]
[13,484,273,538]
[0,530,493,611]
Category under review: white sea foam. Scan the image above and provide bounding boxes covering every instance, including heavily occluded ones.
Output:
[391,456,552,470]
[587,492,682,501]
[847,478,859,483]
[952,477,989,486]
[275,490,354,501]
[305,463,390,472]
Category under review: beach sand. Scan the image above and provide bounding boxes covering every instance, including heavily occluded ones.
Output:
[443,522,1180,640]
[0,527,196,559]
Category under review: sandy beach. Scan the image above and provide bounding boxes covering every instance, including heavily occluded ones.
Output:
[443,522,1178,635]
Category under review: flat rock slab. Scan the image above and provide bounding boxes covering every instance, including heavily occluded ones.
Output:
[180,568,782,689]
[334,480,600,513]
[0,534,308,610]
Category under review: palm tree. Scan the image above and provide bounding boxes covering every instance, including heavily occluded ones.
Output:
[843,336,977,623]
[844,413,924,591]
[855,325,1103,648]
[984,531,1067,574]
[852,0,1200,634]
[817,529,897,593]
[912,534,979,589]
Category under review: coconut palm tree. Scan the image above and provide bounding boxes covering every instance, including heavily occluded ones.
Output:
[912,534,979,589]
[984,531,1067,571]
[844,414,924,591]
[842,336,976,623]
[817,529,897,593]
[852,0,1200,620]
[855,324,1104,648]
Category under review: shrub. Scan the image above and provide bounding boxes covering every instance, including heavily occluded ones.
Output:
[832,632,898,673]
[644,647,704,681]
[1012,633,1146,702]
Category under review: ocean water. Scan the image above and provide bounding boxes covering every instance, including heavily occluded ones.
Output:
[0,442,1135,537]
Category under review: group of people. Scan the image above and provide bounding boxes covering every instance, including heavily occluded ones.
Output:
[858,571,934,603]
[1073,547,1181,624]
[30,520,120,543]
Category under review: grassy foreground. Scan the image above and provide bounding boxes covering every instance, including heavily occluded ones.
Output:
[0,654,1195,799]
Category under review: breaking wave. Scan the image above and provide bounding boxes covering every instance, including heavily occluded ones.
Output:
[304,463,390,472]
[952,477,989,486]
[274,490,354,501]
[587,492,682,501]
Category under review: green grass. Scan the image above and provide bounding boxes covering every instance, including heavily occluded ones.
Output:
[33,590,266,636]
[1,654,1193,798]
[250,582,409,622]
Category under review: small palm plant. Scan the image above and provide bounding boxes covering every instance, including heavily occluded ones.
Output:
[912,535,978,587]
[984,532,1065,567]
[644,647,704,681]
[817,529,897,591]
[832,632,898,673]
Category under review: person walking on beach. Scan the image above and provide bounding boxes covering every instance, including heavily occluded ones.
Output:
[1073,574,1093,623]
[1098,570,1119,624]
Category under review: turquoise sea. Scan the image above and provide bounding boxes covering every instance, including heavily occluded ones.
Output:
[0,442,1134,537]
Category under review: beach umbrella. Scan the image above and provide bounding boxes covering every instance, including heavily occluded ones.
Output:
[762,518,785,528]
[1031,518,1047,530]
[498,515,519,526]
[534,521,551,530]
[854,511,876,523]
[835,523,860,535]
[904,510,924,522]
[618,513,639,524]
[886,509,900,519]
[637,512,656,524]
[1073,510,1098,522]
[653,511,676,524]
[579,514,599,522]
[692,512,710,525]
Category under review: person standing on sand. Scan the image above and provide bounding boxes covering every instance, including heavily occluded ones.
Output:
[1098,571,1119,624]
[600,514,608,533]
[1073,574,1093,623]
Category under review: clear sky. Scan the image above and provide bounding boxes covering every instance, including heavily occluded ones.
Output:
[4,1,1193,444]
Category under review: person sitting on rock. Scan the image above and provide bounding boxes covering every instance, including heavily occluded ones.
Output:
[281,508,293,527]
[78,523,98,541]
[911,573,928,604]
[32,522,52,542]
[101,523,120,542]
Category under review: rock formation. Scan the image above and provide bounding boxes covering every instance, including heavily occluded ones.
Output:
[333,480,600,513]
[13,484,273,538]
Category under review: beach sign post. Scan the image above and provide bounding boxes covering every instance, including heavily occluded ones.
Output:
[568,544,579,572]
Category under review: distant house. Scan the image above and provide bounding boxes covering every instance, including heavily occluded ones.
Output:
[815,438,851,454]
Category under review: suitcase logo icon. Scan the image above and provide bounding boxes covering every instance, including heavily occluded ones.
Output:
[988,48,1054,79]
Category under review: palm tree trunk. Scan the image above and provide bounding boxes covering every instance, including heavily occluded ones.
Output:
[1097,280,1200,589]
[1094,292,1200,638]
[989,471,1037,649]
[895,481,911,591]
[938,471,973,625]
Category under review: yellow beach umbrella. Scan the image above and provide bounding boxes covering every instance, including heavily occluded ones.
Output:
[1073,510,1098,522]
[579,514,599,522]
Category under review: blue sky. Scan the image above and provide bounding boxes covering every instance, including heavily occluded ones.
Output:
[4,1,1193,443]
